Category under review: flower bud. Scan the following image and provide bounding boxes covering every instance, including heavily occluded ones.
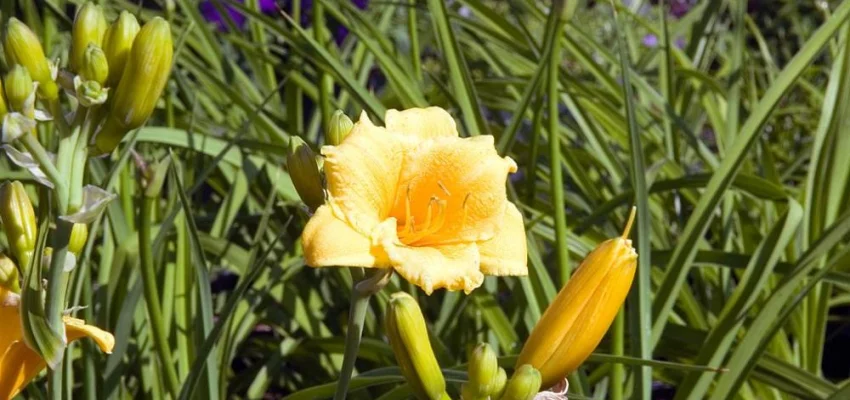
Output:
[491,368,508,399]
[5,65,33,113]
[516,208,638,389]
[93,17,172,154]
[467,343,500,396]
[70,2,107,72]
[500,365,541,400]
[80,44,109,85]
[0,253,20,293]
[287,137,325,211]
[68,223,88,255]
[325,110,354,146]
[101,11,140,87]
[4,18,58,100]
[385,292,448,400]
[0,181,37,268]
[0,80,8,118]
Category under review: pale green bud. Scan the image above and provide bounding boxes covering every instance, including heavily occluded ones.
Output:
[325,110,353,146]
[5,65,33,113]
[0,253,20,293]
[94,17,172,154]
[491,368,508,399]
[0,181,36,269]
[102,11,140,87]
[499,365,541,400]
[287,137,324,211]
[468,343,500,396]
[70,2,107,72]
[81,44,109,85]
[3,18,58,100]
[385,292,447,400]
[0,80,7,118]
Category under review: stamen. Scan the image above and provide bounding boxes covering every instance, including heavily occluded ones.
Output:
[402,184,413,235]
[437,180,452,197]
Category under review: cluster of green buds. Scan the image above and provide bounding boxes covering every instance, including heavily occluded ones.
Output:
[287,110,353,212]
[0,2,173,155]
[385,292,544,400]
[0,181,36,271]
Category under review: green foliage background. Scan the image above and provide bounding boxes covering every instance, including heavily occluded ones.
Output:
[2,0,850,399]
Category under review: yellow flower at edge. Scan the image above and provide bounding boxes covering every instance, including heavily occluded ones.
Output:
[0,292,114,399]
[301,107,528,294]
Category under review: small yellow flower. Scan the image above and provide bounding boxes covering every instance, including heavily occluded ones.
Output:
[0,292,114,399]
[301,107,527,294]
[516,208,638,389]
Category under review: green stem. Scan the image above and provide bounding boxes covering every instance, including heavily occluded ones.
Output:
[49,99,71,137]
[546,14,569,284]
[408,0,422,81]
[334,270,392,400]
[610,309,624,400]
[20,134,68,213]
[45,219,73,400]
[139,196,181,398]
[69,109,94,212]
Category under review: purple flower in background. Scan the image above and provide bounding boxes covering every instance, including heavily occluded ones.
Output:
[642,34,658,48]
[199,0,278,30]
[669,0,696,18]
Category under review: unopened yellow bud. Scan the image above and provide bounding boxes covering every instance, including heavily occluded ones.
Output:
[491,368,508,399]
[386,292,448,400]
[326,110,354,146]
[287,137,324,211]
[4,18,58,100]
[68,223,88,255]
[102,11,140,87]
[500,365,541,400]
[94,17,172,154]
[0,253,20,293]
[516,208,638,389]
[80,44,109,85]
[467,343,500,397]
[70,2,107,72]
[0,181,37,267]
[5,65,33,112]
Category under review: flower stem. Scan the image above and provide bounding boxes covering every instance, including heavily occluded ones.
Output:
[334,269,392,400]
[45,218,73,400]
[20,134,68,213]
[139,195,181,398]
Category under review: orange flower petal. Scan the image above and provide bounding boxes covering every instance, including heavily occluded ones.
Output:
[385,107,459,140]
[391,135,517,246]
[64,317,115,354]
[381,231,484,294]
[0,341,46,400]
[302,205,391,268]
[322,112,405,232]
[478,203,528,276]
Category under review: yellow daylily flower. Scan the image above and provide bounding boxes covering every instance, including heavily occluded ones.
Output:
[301,107,528,294]
[0,293,114,399]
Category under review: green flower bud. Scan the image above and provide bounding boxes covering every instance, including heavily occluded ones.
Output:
[4,18,58,100]
[102,11,140,87]
[287,137,324,211]
[500,365,541,400]
[0,253,20,293]
[70,2,107,72]
[94,17,172,154]
[5,65,33,113]
[491,368,508,399]
[0,80,8,118]
[468,343,500,396]
[385,292,448,400]
[326,110,354,146]
[68,223,88,255]
[0,181,37,269]
[80,44,109,85]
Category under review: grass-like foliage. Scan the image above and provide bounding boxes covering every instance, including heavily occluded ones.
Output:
[1,0,850,399]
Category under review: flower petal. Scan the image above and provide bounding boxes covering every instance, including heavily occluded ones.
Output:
[301,205,391,268]
[391,135,517,246]
[322,112,405,232]
[379,225,484,294]
[0,341,46,400]
[64,317,115,354]
[385,107,459,140]
[478,203,528,276]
